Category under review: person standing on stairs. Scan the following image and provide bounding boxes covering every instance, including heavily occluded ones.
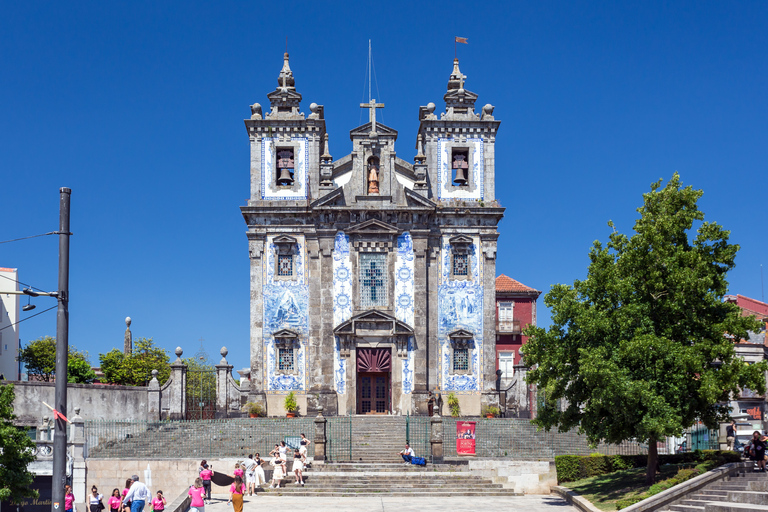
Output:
[292,448,305,486]
[270,457,286,488]
[399,443,415,464]
[748,430,767,471]
[254,453,267,488]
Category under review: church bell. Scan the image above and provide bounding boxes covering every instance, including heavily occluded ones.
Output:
[277,167,294,186]
[453,166,468,186]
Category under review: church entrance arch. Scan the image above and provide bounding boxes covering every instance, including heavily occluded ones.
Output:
[356,347,391,414]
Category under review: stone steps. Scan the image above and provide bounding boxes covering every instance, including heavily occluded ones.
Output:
[660,467,768,512]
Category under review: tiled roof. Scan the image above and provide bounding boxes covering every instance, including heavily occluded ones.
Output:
[496,274,541,295]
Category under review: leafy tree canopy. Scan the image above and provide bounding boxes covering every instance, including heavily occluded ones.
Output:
[521,173,766,484]
[17,336,96,383]
[0,384,38,503]
[99,338,170,386]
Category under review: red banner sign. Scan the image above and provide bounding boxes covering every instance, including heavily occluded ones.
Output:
[456,421,476,456]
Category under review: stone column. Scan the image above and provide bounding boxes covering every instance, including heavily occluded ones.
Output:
[216,347,234,418]
[430,413,444,463]
[248,237,267,410]
[168,347,187,420]
[313,410,327,462]
[147,369,160,420]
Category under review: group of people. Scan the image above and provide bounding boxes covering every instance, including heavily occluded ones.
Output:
[188,433,311,512]
[65,475,165,512]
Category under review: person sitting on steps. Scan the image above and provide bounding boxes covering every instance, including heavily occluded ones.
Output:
[399,443,415,465]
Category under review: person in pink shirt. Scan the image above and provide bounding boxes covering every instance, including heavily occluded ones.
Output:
[122,479,133,512]
[188,478,206,512]
[227,476,246,512]
[233,463,244,479]
[109,489,122,512]
[64,485,75,512]
[199,464,213,503]
[151,491,166,511]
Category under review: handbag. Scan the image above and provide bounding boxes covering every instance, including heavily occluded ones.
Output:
[98,501,105,511]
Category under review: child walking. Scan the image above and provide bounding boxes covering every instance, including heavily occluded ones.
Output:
[188,478,206,512]
[199,464,213,504]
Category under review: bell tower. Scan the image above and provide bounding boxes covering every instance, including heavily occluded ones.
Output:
[418,58,499,202]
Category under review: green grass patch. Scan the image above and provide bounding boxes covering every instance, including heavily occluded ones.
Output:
[566,465,680,511]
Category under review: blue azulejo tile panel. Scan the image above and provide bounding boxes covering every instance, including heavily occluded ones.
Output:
[395,232,415,395]
[332,232,351,394]
[261,137,309,200]
[437,235,484,394]
[402,336,414,395]
[437,137,484,201]
[262,235,308,392]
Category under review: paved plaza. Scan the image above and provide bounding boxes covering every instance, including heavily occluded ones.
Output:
[203,493,577,512]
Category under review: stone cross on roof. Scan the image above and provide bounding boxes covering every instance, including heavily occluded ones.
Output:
[360,99,385,132]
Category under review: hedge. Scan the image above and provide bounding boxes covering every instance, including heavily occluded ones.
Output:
[555,450,740,483]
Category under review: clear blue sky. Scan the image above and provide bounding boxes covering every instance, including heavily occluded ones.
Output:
[2,1,766,371]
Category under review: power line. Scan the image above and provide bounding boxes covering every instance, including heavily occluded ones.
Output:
[0,231,58,244]
[0,305,57,332]
[0,272,49,293]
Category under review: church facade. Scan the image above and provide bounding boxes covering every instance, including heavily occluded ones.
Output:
[241,53,504,416]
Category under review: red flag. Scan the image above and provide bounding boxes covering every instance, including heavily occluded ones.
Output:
[455,37,468,44]
[43,401,71,424]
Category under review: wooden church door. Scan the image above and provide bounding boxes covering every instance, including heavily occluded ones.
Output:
[356,347,391,414]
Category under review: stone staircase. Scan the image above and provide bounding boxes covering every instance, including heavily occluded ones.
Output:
[255,462,523,497]
[346,416,409,463]
[665,469,768,512]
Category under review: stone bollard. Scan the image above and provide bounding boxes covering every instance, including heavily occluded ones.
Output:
[314,409,327,462]
[430,413,444,463]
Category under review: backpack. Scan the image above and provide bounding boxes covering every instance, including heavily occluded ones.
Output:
[410,457,426,466]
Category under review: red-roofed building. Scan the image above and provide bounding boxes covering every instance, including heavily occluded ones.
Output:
[495,275,541,380]
[723,294,768,431]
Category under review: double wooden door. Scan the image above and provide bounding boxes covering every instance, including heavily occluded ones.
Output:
[357,372,390,414]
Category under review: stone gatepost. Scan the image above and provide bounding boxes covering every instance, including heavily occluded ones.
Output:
[216,347,234,418]
[71,408,87,506]
[313,410,327,462]
[430,413,444,463]
[147,370,160,420]
[168,347,187,420]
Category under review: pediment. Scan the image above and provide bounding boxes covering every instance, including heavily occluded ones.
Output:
[404,188,436,209]
[448,328,474,340]
[273,328,299,339]
[273,235,298,245]
[346,219,399,236]
[333,309,414,337]
[349,122,398,137]
[449,234,474,245]
[267,89,302,101]
[443,88,478,103]
[310,188,344,209]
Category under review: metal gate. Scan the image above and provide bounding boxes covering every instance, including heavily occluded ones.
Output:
[186,369,216,420]
[326,415,352,462]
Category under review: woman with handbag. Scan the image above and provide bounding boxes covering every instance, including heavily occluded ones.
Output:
[88,486,104,512]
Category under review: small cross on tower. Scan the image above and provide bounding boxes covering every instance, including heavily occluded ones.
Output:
[360,99,385,132]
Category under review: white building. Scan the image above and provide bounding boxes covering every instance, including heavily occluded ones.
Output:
[0,267,21,380]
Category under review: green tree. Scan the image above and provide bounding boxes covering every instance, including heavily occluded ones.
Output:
[0,384,38,503]
[17,336,97,383]
[522,173,766,485]
[99,338,171,386]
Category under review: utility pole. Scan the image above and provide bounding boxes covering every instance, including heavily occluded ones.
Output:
[51,187,71,512]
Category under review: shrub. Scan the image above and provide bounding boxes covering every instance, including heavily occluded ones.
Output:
[555,455,582,483]
[447,392,460,417]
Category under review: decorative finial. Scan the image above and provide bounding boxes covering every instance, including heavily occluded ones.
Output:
[220,346,228,365]
[125,317,131,327]
[174,347,183,362]
[250,103,262,120]
[416,134,424,157]
[124,317,133,355]
[277,52,295,89]
[447,58,467,91]
[151,369,158,377]
[321,133,332,160]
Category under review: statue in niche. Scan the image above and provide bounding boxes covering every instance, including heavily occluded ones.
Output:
[367,157,380,195]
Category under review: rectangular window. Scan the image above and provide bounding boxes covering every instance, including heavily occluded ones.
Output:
[453,254,469,277]
[277,255,293,277]
[453,348,469,371]
[278,348,294,371]
[498,301,514,321]
[499,352,515,379]
[359,253,387,307]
